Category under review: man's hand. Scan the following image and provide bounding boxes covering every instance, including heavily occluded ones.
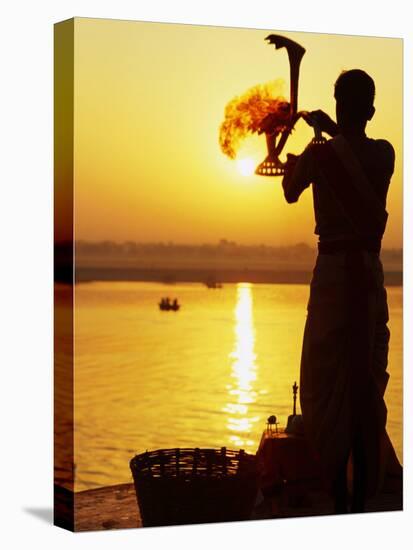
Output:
[303,110,338,137]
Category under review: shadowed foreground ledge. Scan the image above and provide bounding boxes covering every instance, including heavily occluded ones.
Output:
[55,480,402,532]
[75,484,141,531]
[54,483,141,531]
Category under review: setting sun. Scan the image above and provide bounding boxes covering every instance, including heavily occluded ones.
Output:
[70,20,402,248]
[236,158,256,177]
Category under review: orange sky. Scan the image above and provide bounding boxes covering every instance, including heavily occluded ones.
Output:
[71,18,403,248]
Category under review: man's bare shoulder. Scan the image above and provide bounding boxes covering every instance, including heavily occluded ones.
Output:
[374,138,395,156]
[302,138,333,160]
[302,138,331,156]
[373,139,395,172]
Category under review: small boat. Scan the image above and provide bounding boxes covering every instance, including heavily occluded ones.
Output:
[204,278,223,289]
[159,298,180,311]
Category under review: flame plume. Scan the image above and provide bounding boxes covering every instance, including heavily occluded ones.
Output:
[219,80,290,159]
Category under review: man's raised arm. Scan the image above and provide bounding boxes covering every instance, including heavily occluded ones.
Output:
[282,147,314,203]
[282,110,337,203]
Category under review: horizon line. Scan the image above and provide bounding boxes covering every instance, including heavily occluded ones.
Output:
[68,239,403,250]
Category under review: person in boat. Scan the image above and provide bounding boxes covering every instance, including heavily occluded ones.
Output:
[281,69,395,513]
[172,298,179,309]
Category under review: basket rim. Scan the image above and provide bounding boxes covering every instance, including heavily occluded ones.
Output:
[129,446,258,480]
[130,446,256,457]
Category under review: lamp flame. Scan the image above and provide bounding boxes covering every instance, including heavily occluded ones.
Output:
[219,80,290,160]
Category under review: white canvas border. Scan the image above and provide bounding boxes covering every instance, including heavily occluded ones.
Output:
[0,1,410,548]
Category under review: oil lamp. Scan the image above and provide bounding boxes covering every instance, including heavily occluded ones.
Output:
[255,35,325,176]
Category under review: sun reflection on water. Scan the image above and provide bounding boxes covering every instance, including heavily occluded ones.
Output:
[224,283,259,450]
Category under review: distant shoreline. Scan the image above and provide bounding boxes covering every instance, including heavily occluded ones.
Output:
[55,241,403,286]
[72,267,403,286]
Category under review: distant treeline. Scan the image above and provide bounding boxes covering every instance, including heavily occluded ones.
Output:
[75,239,318,262]
[74,239,402,265]
[55,240,402,285]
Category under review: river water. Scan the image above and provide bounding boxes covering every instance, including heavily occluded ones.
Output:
[63,282,402,491]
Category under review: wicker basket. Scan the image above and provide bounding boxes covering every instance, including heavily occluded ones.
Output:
[130,447,258,527]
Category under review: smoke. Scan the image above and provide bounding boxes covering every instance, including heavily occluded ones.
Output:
[219,79,290,159]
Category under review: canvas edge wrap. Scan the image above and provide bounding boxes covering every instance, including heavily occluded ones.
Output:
[54,17,75,532]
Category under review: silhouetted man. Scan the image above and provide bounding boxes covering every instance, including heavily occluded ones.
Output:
[282,69,395,513]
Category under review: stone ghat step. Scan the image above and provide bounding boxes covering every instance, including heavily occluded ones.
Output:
[75,483,141,531]
[54,480,402,532]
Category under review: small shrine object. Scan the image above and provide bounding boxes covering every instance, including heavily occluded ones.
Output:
[266,414,279,435]
[292,381,298,416]
[285,381,304,435]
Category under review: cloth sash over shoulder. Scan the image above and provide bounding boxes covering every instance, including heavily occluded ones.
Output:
[311,134,388,240]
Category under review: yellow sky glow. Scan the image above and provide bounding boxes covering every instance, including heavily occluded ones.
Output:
[72,18,403,248]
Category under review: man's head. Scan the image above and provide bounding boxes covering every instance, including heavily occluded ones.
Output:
[334,69,375,131]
